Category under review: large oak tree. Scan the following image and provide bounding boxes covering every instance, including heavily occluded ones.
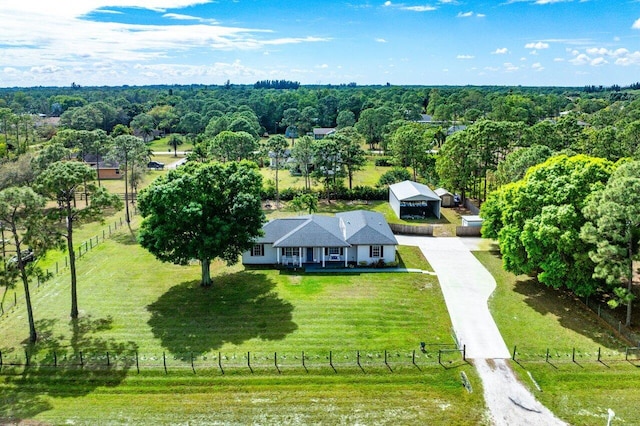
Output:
[137,160,264,287]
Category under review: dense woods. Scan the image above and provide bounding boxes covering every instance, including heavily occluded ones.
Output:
[1,82,640,329]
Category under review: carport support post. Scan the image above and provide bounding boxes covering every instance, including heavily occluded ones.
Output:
[463,345,466,361]
[512,345,517,361]
[598,347,601,362]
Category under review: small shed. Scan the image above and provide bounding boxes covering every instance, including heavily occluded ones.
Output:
[461,215,483,227]
[389,180,441,219]
[435,188,455,208]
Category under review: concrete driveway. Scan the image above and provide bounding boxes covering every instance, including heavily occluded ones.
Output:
[397,235,567,425]
[397,235,510,359]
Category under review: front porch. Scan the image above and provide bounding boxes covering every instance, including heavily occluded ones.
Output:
[277,246,350,268]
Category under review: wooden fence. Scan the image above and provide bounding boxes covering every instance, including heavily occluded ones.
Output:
[389,223,433,236]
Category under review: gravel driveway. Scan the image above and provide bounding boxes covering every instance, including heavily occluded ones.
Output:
[397,235,566,426]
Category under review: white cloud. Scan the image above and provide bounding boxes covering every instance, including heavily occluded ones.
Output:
[492,47,509,54]
[570,53,590,65]
[553,57,565,62]
[402,5,437,11]
[504,62,519,72]
[384,1,393,6]
[632,18,640,29]
[457,11,473,17]
[590,57,607,66]
[525,41,550,50]
[456,54,475,59]
[531,62,544,71]
[375,38,387,43]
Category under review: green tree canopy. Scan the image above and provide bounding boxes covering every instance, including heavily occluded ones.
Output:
[481,154,615,297]
[581,160,640,325]
[138,161,265,287]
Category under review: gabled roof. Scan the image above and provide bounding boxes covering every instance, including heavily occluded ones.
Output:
[337,210,397,245]
[390,180,440,202]
[274,215,349,248]
[434,188,453,197]
[255,210,397,248]
[313,128,336,136]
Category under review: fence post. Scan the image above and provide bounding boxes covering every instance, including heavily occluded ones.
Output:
[247,351,252,373]
[512,345,517,361]
[546,348,549,363]
[191,352,195,374]
[218,352,224,375]
[572,348,576,363]
[109,224,112,235]
[89,239,93,250]
[329,350,336,373]
[275,352,280,374]
[135,351,139,373]
[438,350,441,365]
[163,352,167,374]
[302,351,306,372]
[79,351,84,368]
[463,344,466,361]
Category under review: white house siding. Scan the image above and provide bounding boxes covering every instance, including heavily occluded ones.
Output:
[355,245,396,265]
[242,243,278,265]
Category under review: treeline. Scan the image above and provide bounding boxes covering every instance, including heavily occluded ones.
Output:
[253,80,300,90]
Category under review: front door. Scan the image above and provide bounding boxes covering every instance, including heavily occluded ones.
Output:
[306,247,314,262]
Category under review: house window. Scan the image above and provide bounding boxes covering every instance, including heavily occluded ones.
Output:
[370,245,384,258]
[324,247,344,256]
[282,247,300,257]
[252,244,264,256]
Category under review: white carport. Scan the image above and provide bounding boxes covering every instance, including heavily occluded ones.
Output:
[389,180,441,219]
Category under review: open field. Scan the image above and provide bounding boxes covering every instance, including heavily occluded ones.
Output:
[0,219,487,424]
[475,251,640,425]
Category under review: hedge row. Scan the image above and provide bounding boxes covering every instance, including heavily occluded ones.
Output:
[262,185,388,201]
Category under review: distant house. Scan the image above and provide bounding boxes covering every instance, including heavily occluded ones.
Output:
[435,188,455,208]
[268,149,292,168]
[242,210,398,268]
[313,128,336,140]
[82,154,122,180]
[389,180,441,219]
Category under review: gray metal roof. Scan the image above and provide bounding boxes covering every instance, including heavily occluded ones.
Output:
[434,187,453,197]
[389,180,441,202]
[337,210,398,245]
[274,215,349,248]
[257,210,397,248]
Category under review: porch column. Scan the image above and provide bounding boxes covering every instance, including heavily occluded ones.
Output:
[276,248,280,265]
[344,247,348,267]
[322,247,326,268]
[299,247,303,267]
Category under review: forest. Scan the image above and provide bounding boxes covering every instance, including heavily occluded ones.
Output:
[1,82,639,330]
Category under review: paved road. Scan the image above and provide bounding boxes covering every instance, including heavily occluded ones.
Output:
[397,235,566,426]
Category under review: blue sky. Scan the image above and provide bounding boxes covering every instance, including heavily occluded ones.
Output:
[1,0,640,87]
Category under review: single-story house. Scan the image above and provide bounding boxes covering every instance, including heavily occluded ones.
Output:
[242,210,398,268]
[435,188,455,208]
[312,128,336,140]
[83,154,122,180]
[461,215,483,227]
[389,180,441,219]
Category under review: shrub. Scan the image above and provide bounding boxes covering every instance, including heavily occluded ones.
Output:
[374,157,394,167]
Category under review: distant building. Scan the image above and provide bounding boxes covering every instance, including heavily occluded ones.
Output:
[389,180,441,219]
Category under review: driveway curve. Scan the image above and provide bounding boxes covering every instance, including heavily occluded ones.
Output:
[397,235,509,359]
[397,235,566,426]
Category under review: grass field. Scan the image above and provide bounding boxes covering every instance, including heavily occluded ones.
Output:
[475,251,640,425]
[0,217,487,424]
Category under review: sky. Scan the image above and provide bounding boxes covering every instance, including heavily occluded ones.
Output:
[1,0,640,88]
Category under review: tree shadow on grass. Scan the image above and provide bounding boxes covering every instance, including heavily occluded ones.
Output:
[513,278,625,350]
[147,271,297,355]
[0,315,138,423]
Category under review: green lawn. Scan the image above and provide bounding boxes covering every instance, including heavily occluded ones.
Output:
[475,250,640,425]
[0,220,485,424]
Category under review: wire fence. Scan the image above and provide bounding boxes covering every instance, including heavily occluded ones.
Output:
[0,211,136,318]
[510,345,640,365]
[582,296,640,347]
[0,345,465,374]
